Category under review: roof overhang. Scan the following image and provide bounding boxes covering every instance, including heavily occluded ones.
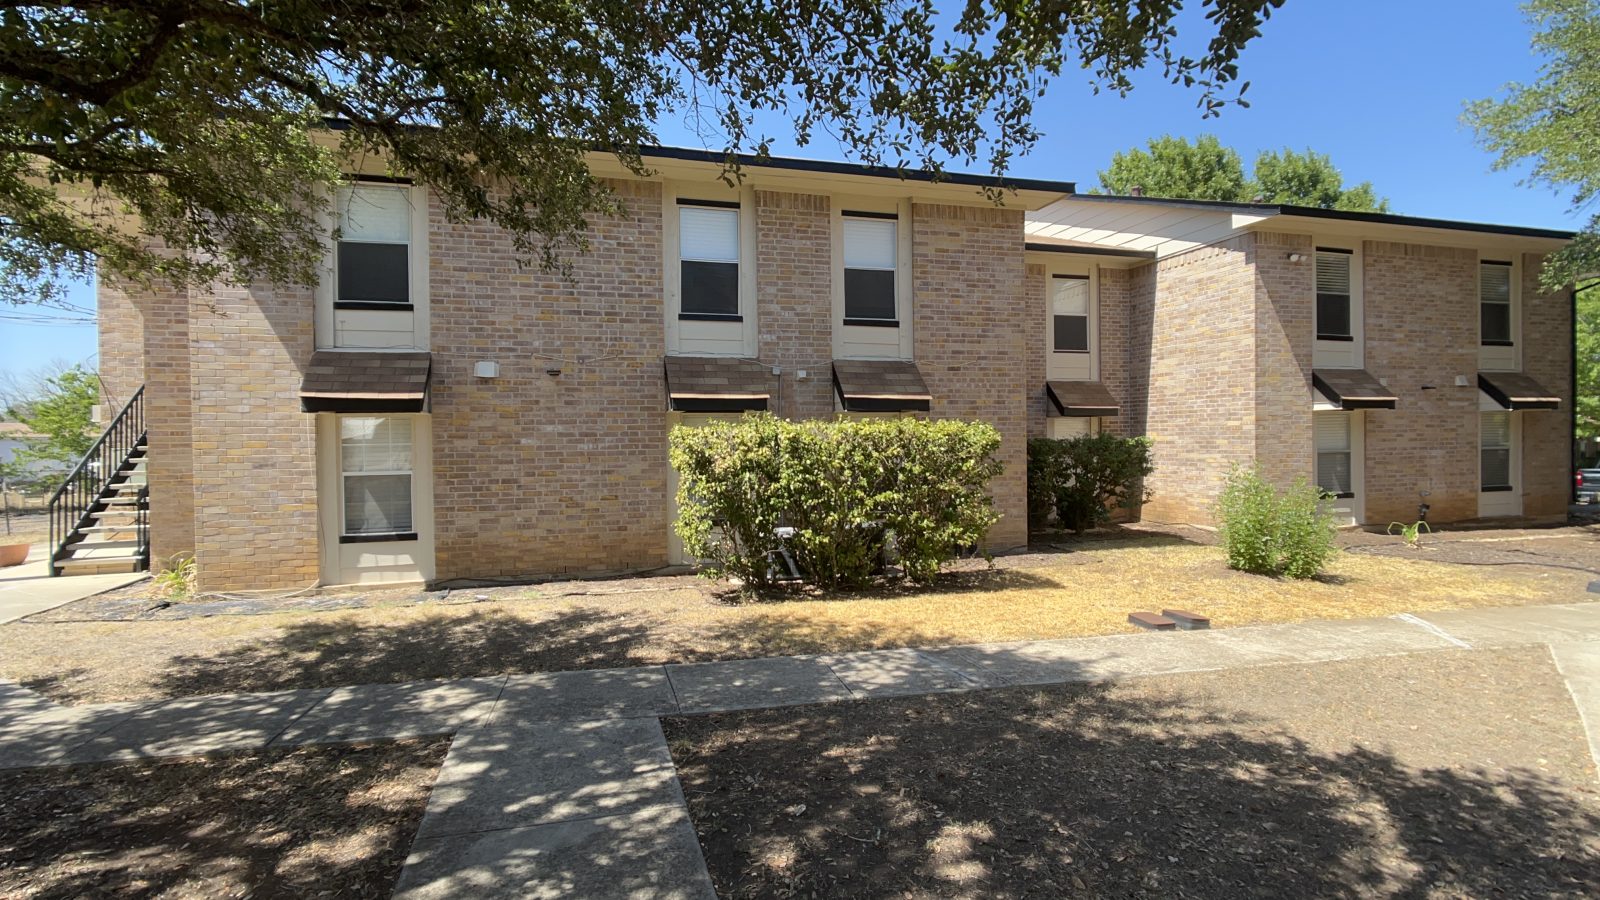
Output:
[300,350,432,413]
[1312,369,1398,410]
[833,360,932,412]
[1478,372,1561,410]
[1046,381,1120,417]
[664,356,773,412]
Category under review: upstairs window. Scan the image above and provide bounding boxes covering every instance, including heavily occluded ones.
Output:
[1480,261,1513,346]
[340,416,414,539]
[1052,275,1090,353]
[1480,411,1513,491]
[679,202,740,319]
[842,213,898,324]
[336,185,412,308]
[1314,412,1353,498]
[1315,249,1353,341]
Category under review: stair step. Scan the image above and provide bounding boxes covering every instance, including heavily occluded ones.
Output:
[56,556,143,575]
[67,539,142,551]
[78,524,148,533]
[100,496,142,505]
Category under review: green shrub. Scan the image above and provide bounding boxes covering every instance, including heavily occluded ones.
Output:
[1215,466,1337,579]
[669,414,1003,589]
[1026,434,1154,534]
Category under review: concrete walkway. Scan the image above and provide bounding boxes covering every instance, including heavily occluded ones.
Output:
[2,600,1599,898]
[0,547,145,624]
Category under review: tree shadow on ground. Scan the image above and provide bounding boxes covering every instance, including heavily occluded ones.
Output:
[665,648,1600,899]
[0,738,448,899]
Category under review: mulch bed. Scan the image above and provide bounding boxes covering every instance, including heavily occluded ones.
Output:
[0,739,449,899]
[666,646,1600,898]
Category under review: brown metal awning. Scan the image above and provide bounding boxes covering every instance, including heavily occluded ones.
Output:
[1046,381,1120,417]
[832,360,932,412]
[300,350,431,413]
[1479,372,1561,410]
[1312,368,1397,410]
[664,356,772,412]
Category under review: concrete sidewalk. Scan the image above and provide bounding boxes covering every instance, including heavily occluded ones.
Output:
[2,599,1598,899]
[0,548,146,624]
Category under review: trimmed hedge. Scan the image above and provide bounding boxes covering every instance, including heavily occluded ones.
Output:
[668,414,1003,589]
[1026,434,1154,534]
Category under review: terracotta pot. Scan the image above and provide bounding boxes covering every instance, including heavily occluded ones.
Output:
[0,543,30,567]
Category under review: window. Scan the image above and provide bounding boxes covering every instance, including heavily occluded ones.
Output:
[1048,417,1097,439]
[1480,261,1513,346]
[1314,412,1353,498]
[1315,249,1353,341]
[340,416,414,538]
[1052,275,1090,353]
[336,185,412,308]
[842,214,898,323]
[1480,411,1513,491]
[679,203,740,318]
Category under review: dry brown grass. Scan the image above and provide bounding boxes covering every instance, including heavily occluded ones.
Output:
[0,539,1583,705]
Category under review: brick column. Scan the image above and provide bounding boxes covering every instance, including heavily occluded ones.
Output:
[1250,232,1315,489]
[755,190,834,419]
[1521,252,1574,518]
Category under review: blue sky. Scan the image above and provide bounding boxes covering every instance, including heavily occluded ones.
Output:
[0,0,1576,381]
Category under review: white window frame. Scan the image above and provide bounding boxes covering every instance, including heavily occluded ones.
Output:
[1313,410,1364,525]
[314,181,430,350]
[1047,417,1099,439]
[338,415,417,540]
[664,183,757,357]
[1043,261,1098,382]
[317,413,435,585]
[1478,257,1521,372]
[832,195,913,360]
[1312,244,1362,369]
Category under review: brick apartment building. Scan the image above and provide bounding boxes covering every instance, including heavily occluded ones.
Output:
[78,149,1573,592]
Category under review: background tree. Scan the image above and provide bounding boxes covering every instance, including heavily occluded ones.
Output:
[1578,282,1598,444]
[1467,0,1600,290]
[0,0,1284,308]
[1096,134,1388,210]
[4,365,98,479]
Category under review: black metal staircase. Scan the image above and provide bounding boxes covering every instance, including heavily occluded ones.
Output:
[48,385,149,577]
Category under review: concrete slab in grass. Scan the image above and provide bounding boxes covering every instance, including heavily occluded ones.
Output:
[1412,602,1600,648]
[485,666,678,726]
[667,656,852,714]
[56,687,333,764]
[393,804,716,900]
[1211,616,1457,664]
[274,676,505,746]
[417,718,682,839]
[818,649,978,698]
[0,702,149,769]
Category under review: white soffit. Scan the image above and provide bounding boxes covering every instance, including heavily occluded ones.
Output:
[1025,197,1266,258]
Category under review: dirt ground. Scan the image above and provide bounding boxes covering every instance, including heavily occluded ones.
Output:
[0,738,448,899]
[666,646,1600,899]
[2,525,1592,704]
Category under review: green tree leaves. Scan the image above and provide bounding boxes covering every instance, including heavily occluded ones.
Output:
[3,365,98,481]
[1467,0,1600,290]
[1,1,1283,306]
[1096,135,1389,210]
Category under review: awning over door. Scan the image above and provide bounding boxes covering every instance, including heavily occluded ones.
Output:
[832,360,932,412]
[664,356,773,412]
[1312,368,1397,410]
[300,350,431,413]
[1046,381,1120,417]
[1478,372,1561,410]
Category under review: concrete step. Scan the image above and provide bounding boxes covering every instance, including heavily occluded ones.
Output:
[56,556,143,575]
[67,539,142,552]
[78,524,148,534]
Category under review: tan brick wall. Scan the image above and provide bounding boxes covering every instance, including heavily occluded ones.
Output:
[913,203,1028,549]
[136,281,195,566]
[1249,232,1315,488]
[1024,263,1048,437]
[755,190,834,419]
[1098,266,1135,439]
[1520,252,1574,518]
[429,179,671,580]
[187,280,320,590]
[95,271,145,416]
[1135,236,1259,523]
[1361,241,1480,524]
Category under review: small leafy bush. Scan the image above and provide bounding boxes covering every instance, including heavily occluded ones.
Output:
[1215,467,1337,579]
[669,414,1003,590]
[1027,434,1154,534]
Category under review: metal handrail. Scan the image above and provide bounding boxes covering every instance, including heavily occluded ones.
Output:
[48,385,145,576]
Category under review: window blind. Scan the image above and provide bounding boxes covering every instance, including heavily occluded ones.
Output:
[680,207,739,262]
[842,218,896,269]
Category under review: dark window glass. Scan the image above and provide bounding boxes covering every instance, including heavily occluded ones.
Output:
[1481,302,1512,344]
[337,242,410,305]
[1316,293,1351,339]
[344,474,413,534]
[1054,314,1089,352]
[1481,448,1512,490]
[681,260,739,315]
[845,269,897,320]
[1317,452,1352,496]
